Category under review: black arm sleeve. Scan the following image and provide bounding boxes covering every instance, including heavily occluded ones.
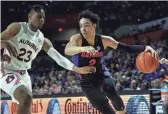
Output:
[117,43,146,53]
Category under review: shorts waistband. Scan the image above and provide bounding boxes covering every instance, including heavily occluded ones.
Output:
[13,70,26,75]
[1,69,27,77]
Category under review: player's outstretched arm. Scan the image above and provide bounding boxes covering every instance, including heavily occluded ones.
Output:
[101,35,157,58]
[42,38,96,74]
[0,23,19,57]
[160,58,168,65]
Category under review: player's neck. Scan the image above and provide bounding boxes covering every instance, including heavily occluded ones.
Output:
[28,23,38,32]
[86,33,95,46]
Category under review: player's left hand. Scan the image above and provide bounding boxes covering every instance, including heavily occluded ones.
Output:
[1,54,11,64]
[159,58,168,65]
[4,41,18,57]
[73,66,96,74]
[145,46,158,59]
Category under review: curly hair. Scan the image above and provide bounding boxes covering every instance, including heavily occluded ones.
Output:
[78,10,100,24]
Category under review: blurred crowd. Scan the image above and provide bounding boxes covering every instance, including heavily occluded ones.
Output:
[2,1,168,33]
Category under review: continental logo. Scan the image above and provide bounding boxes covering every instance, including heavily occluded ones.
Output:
[81,52,103,58]
[11,99,43,114]
[65,98,101,114]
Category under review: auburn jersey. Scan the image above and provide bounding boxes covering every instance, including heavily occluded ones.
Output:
[2,22,44,70]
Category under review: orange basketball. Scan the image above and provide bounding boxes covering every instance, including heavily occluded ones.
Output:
[136,51,159,73]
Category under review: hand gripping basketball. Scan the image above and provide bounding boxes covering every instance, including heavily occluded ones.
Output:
[136,51,159,73]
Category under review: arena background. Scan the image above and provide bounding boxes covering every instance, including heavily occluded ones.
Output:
[1,1,168,114]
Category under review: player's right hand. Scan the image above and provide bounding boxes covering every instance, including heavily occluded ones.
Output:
[1,54,11,64]
[73,66,96,74]
[81,46,98,53]
[4,41,18,57]
[145,46,158,59]
[159,58,168,65]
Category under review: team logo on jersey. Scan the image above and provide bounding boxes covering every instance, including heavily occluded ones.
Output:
[18,39,38,52]
[81,52,103,58]
[97,46,101,51]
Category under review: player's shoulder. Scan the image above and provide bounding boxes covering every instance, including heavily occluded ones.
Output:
[4,22,22,38]
[100,34,112,39]
[100,34,114,41]
[7,22,21,31]
[71,33,82,38]
[70,33,82,41]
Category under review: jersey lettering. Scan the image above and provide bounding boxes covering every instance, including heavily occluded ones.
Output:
[17,48,32,62]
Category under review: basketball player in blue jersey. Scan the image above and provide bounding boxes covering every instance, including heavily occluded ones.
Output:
[65,10,158,114]
[0,5,95,114]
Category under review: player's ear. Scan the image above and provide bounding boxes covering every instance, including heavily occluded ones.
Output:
[28,13,32,20]
[28,11,34,21]
[93,24,96,29]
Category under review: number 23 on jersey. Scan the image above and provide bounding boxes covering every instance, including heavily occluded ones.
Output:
[17,48,32,62]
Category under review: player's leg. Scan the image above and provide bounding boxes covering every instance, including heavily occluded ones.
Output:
[13,86,32,114]
[81,81,116,114]
[102,77,126,114]
[18,71,33,114]
[0,69,32,114]
[162,101,168,114]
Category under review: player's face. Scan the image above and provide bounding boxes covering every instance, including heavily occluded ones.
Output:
[29,9,45,29]
[79,18,96,39]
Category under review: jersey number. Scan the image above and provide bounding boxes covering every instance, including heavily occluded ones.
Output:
[5,75,15,84]
[89,59,96,66]
[17,48,32,62]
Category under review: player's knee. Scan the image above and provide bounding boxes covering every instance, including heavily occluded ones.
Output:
[17,91,32,107]
[163,101,168,108]
[115,105,125,112]
[14,86,32,106]
[113,101,125,112]
[116,108,127,114]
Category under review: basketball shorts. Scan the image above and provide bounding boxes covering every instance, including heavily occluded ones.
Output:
[0,69,32,104]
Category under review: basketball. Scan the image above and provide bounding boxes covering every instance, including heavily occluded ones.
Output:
[136,51,159,73]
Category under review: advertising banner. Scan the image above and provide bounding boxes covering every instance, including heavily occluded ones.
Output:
[1,95,150,114]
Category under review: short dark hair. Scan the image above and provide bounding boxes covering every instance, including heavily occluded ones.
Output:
[28,4,45,15]
[78,10,100,24]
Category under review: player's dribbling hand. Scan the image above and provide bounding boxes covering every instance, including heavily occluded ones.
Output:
[81,46,98,54]
[1,54,11,64]
[145,46,158,59]
[4,41,18,57]
[159,58,168,65]
[74,66,96,74]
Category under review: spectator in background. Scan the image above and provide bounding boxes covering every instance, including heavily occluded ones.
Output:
[130,80,138,90]
[62,82,71,94]
[70,80,78,94]
[55,81,62,94]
